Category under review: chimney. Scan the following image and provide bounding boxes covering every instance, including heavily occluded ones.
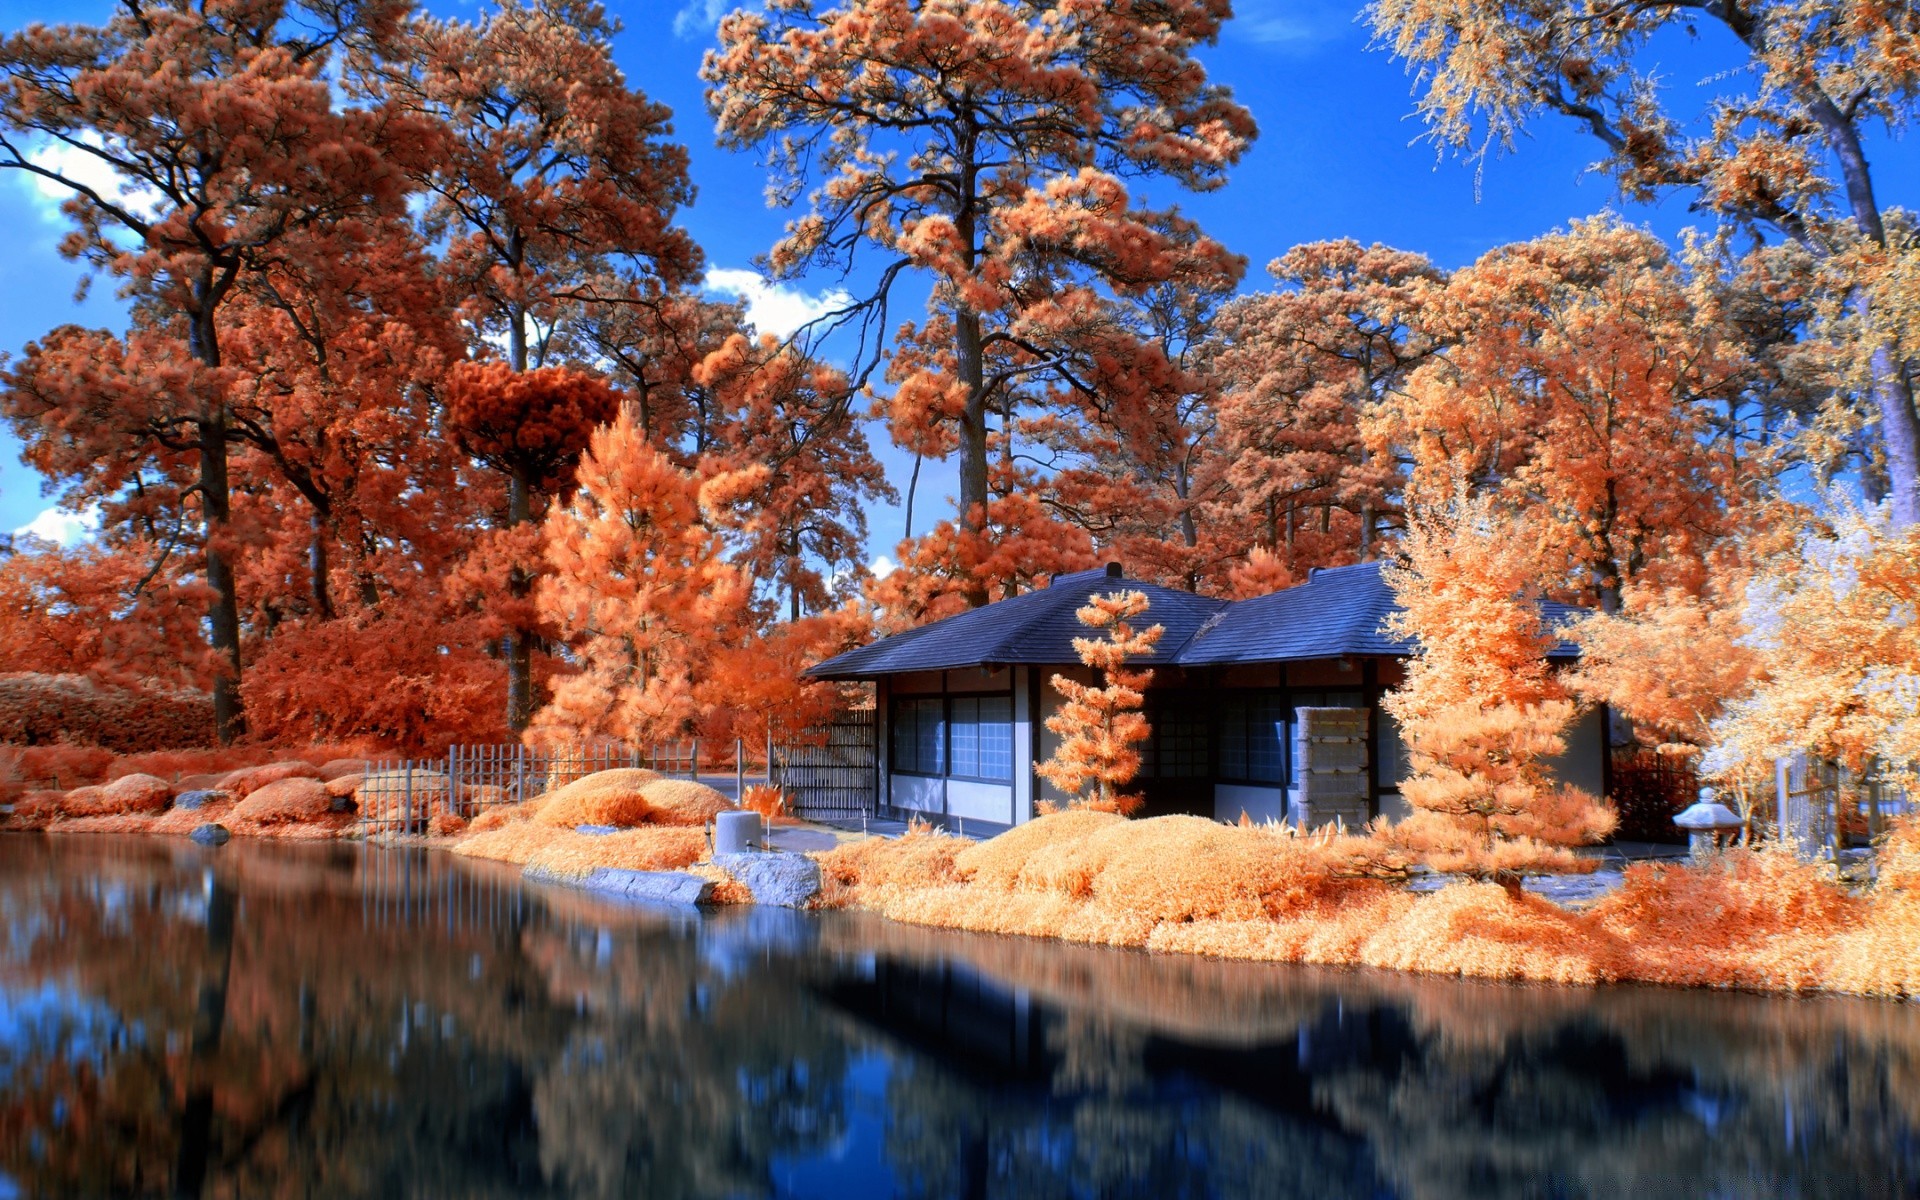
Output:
[1104,561,1122,578]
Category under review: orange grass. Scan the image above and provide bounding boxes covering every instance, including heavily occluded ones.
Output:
[816,811,1920,997]
[355,769,455,830]
[219,761,322,796]
[150,797,236,835]
[57,772,171,817]
[531,771,729,829]
[229,777,333,827]
[452,821,706,875]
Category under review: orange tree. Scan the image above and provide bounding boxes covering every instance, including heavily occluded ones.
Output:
[1036,591,1164,814]
[1381,489,1616,894]
[1369,0,1920,525]
[0,0,432,740]
[704,0,1254,608]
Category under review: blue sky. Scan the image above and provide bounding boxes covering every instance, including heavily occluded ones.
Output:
[2,0,1915,561]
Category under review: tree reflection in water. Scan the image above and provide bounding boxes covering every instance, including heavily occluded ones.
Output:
[0,837,1914,1198]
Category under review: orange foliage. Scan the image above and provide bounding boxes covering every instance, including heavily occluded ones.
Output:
[0,675,213,755]
[1570,582,1762,755]
[1382,490,1615,888]
[219,762,322,798]
[529,409,755,748]
[818,810,1920,996]
[239,618,510,754]
[707,0,1250,576]
[452,822,706,876]
[867,494,1096,630]
[1370,220,1746,605]
[737,784,789,823]
[58,774,171,818]
[229,778,333,828]
[528,769,668,829]
[1035,592,1162,813]
[1211,240,1443,576]
[355,770,455,833]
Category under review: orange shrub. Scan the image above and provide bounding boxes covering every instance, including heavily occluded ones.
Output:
[220,761,321,797]
[739,783,789,821]
[635,779,731,826]
[356,770,454,832]
[230,778,333,827]
[318,758,368,781]
[0,673,213,752]
[428,812,469,838]
[532,769,662,828]
[57,773,169,817]
[530,771,728,829]
[1588,848,1863,991]
[4,792,59,830]
[453,822,706,875]
[817,811,1920,997]
[818,827,973,894]
[151,797,235,835]
[12,743,114,789]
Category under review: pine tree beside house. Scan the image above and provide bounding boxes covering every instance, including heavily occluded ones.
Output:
[1036,592,1164,815]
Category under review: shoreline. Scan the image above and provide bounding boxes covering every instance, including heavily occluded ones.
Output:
[16,812,1917,1004]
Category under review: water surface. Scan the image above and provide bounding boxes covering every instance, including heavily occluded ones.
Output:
[0,836,1915,1198]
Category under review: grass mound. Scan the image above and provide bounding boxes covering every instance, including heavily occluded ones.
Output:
[531,771,728,829]
[318,758,368,781]
[230,777,332,827]
[357,769,454,831]
[819,827,974,896]
[220,761,321,797]
[635,779,732,825]
[453,822,705,875]
[818,812,1920,997]
[58,773,172,817]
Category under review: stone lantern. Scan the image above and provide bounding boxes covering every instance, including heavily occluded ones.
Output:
[1674,788,1744,863]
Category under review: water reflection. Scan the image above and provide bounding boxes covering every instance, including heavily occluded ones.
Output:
[0,836,1914,1198]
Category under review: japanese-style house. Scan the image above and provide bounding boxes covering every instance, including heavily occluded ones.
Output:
[807,561,1606,830]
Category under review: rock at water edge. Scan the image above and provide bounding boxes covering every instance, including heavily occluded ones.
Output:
[715,851,822,908]
[190,824,231,847]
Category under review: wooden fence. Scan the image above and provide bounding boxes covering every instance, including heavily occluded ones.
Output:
[353,723,883,835]
[773,712,877,820]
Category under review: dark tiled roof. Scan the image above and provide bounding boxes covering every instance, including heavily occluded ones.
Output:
[1177,560,1584,664]
[807,567,1229,679]
[810,559,1585,680]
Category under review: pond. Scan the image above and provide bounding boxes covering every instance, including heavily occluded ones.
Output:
[0,836,1915,1199]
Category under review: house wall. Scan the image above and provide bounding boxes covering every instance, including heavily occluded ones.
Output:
[880,667,1023,827]
[1033,666,1091,810]
[1012,665,1035,826]
[1213,783,1286,824]
[1546,703,1607,798]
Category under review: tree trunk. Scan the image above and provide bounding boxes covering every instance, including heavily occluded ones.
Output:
[955,305,990,606]
[505,288,536,733]
[189,297,244,745]
[173,870,236,1197]
[1797,87,1920,524]
[309,514,334,620]
[505,462,534,734]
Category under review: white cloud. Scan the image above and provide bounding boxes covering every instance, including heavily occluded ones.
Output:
[672,0,732,39]
[1230,1,1349,51]
[15,134,160,225]
[868,554,897,580]
[703,267,851,339]
[13,504,99,547]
